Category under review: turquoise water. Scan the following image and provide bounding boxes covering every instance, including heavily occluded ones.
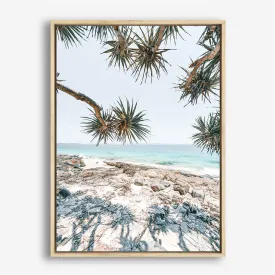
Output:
[57,143,220,177]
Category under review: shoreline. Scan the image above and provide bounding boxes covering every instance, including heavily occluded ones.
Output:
[57,153,220,180]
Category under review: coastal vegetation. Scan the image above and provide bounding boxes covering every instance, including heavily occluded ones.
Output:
[56,25,221,154]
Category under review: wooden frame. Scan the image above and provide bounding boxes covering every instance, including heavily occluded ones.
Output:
[51,20,225,257]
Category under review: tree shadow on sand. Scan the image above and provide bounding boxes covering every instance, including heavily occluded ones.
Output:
[147,203,220,252]
[57,192,220,252]
[57,195,149,251]
[148,205,189,251]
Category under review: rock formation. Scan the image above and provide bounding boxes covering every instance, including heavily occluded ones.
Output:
[56,155,221,252]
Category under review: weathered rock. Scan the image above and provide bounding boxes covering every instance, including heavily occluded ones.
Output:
[134,178,144,186]
[56,154,220,253]
[159,180,171,187]
[67,169,75,176]
[189,197,202,209]
[80,170,94,178]
[105,162,135,171]
[63,157,85,169]
[172,194,184,204]
[209,204,220,213]
[163,173,178,182]
[80,159,86,167]
[58,188,71,198]
[192,189,205,199]
[151,182,168,192]
[123,167,136,176]
[144,170,159,178]
[158,192,172,204]
[181,172,202,178]
[151,183,161,192]
[57,170,70,178]
[173,182,190,195]
[104,162,137,176]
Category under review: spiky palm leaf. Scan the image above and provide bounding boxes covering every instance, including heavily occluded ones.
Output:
[56,26,87,48]
[112,98,150,144]
[198,26,220,47]
[156,26,189,44]
[197,26,221,74]
[195,45,220,76]
[81,109,115,146]
[56,72,65,83]
[86,26,115,41]
[175,65,219,106]
[192,112,220,155]
[81,99,150,145]
[102,28,134,70]
[131,27,172,84]
[56,72,65,93]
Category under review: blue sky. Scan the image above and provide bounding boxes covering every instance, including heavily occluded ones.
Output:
[57,26,219,144]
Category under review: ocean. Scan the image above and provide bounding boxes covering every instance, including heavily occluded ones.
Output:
[57,143,220,177]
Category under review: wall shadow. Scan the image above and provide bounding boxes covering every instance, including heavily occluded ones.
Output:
[41,21,51,259]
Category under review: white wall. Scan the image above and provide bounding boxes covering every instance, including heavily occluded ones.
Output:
[0,0,274,274]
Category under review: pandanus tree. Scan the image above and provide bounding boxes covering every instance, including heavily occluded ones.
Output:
[174,26,221,154]
[55,79,150,146]
[56,25,220,153]
[56,25,152,145]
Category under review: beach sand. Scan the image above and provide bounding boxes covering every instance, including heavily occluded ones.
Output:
[83,157,110,169]
[56,154,220,252]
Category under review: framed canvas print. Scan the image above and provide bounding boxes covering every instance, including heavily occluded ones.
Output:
[51,20,225,257]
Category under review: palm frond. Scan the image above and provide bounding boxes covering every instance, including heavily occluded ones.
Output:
[81,99,150,146]
[56,26,87,48]
[101,28,134,70]
[86,26,115,41]
[56,72,65,93]
[175,65,220,106]
[56,72,65,83]
[192,112,220,155]
[131,27,172,84]
[156,26,189,44]
[196,46,220,75]
[196,26,221,74]
[111,98,151,144]
[198,26,221,47]
[81,109,115,146]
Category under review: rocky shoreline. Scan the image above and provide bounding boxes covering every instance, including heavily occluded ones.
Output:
[56,154,220,252]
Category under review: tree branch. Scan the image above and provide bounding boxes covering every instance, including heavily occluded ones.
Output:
[184,42,220,89]
[113,26,126,48]
[56,83,107,129]
[210,26,217,32]
[154,26,165,51]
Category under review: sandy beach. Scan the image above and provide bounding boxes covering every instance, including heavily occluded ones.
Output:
[83,157,110,169]
[56,154,220,252]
